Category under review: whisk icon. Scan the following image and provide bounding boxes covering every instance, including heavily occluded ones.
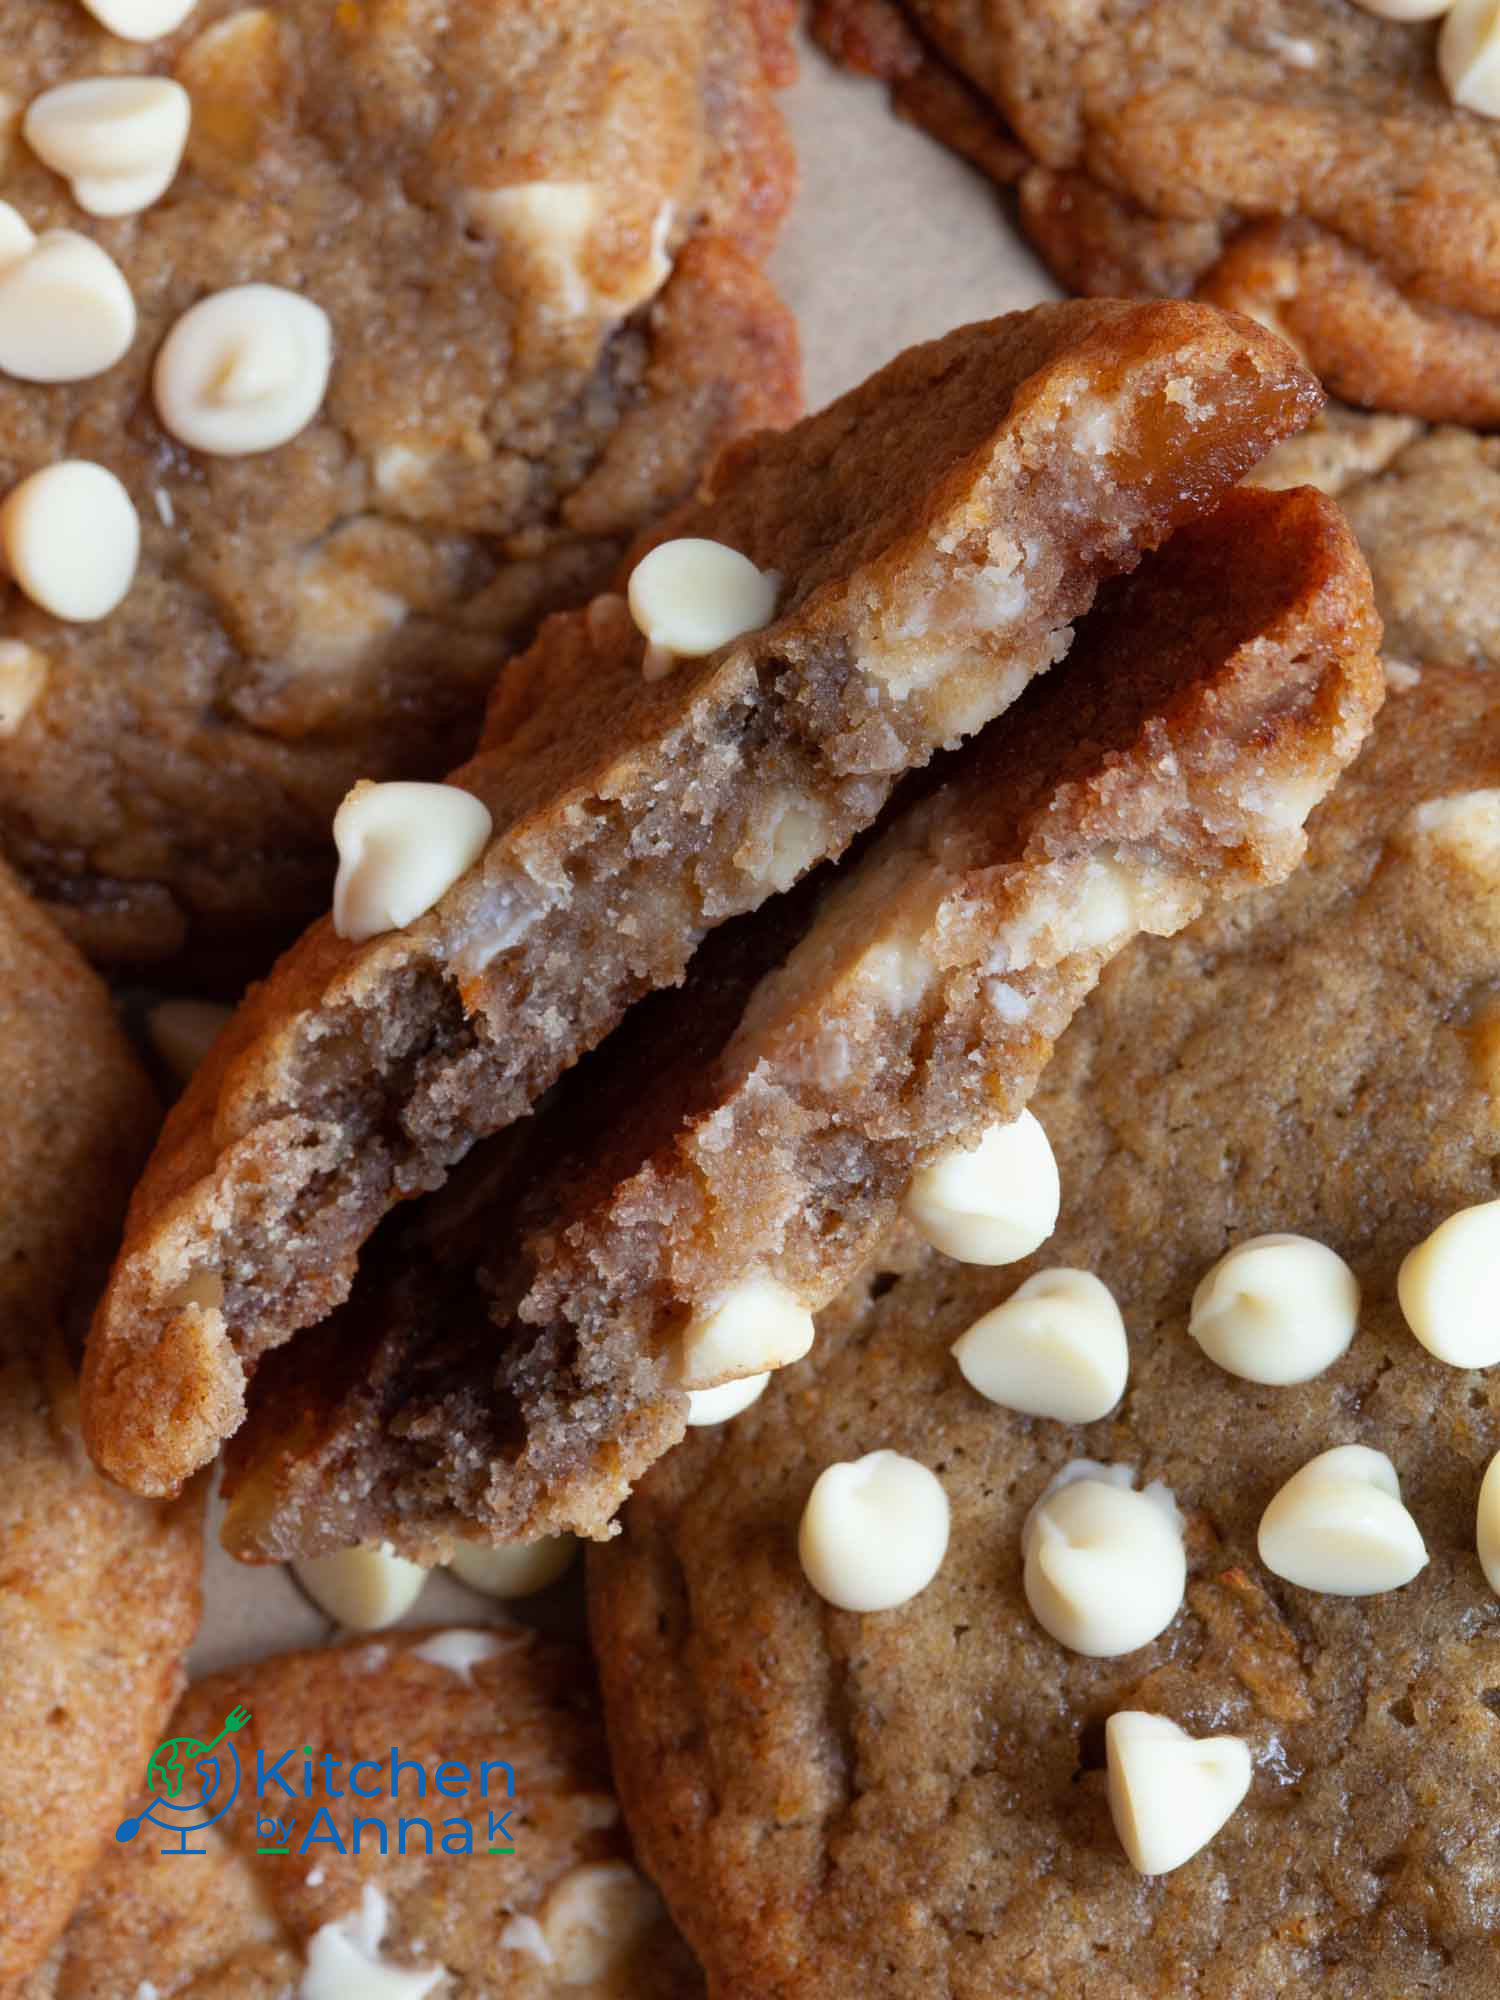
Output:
[116,1705,251,1856]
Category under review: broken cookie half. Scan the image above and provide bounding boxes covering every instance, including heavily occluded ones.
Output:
[219,482,1382,1559]
[84,299,1320,1499]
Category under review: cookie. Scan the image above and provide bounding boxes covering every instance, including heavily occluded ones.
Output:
[812,0,1500,427]
[216,479,1382,1561]
[26,1625,699,2000]
[80,299,1320,1501]
[0,0,797,971]
[589,657,1500,1999]
[0,861,200,1985]
[1249,404,1500,681]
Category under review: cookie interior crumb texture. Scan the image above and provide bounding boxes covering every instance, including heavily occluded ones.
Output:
[812,0,1500,426]
[0,862,201,1986]
[216,479,1380,1561]
[588,656,1500,2000]
[0,0,799,971]
[81,299,1323,1503]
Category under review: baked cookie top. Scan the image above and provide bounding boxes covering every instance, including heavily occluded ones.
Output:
[814,0,1500,426]
[215,478,1381,1562]
[588,656,1500,1999]
[0,861,201,1986]
[27,1625,700,2000]
[0,0,797,969]
[80,299,1320,1503]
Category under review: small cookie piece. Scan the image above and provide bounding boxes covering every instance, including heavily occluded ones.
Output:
[1252,408,1500,682]
[589,660,1500,1999]
[0,0,798,969]
[216,480,1381,1559]
[85,300,1322,1501]
[813,0,1500,425]
[0,862,200,1987]
[26,1627,700,2000]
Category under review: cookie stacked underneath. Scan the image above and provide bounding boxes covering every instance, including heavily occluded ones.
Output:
[29,1626,698,2000]
[0,865,200,1983]
[812,0,1500,428]
[589,656,1500,1998]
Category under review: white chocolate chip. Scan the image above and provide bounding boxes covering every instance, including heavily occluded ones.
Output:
[331,780,493,943]
[467,183,673,326]
[79,0,200,37]
[1,462,139,621]
[0,228,135,383]
[902,1110,1060,1266]
[408,1628,506,1682]
[1189,1233,1360,1385]
[291,539,407,673]
[684,1371,771,1426]
[1257,1445,1428,1596]
[1022,1465,1186,1656]
[857,935,934,1013]
[24,77,190,217]
[1259,26,1322,64]
[292,1544,428,1632]
[676,1277,814,1390]
[1440,0,1500,115]
[165,1265,222,1313]
[0,639,47,735]
[146,997,231,1085]
[1407,790,1500,873]
[466,181,599,320]
[952,1268,1128,1422]
[0,204,33,266]
[1349,0,1449,15]
[154,284,332,456]
[1105,1712,1253,1876]
[626,537,779,666]
[798,1450,950,1613]
[301,1884,441,2000]
[737,789,829,894]
[448,1535,577,1598]
[372,443,440,503]
[538,1862,660,1986]
[630,200,674,315]
[1477,1451,1500,1596]
[1397,1199,1500,1367]
[498,1914,552,1965]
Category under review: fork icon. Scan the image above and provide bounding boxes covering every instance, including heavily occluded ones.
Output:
[204,1704,251,1751]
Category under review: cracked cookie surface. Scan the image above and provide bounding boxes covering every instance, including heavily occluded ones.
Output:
[589,658,1500,1999]
[0,0,797,970]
